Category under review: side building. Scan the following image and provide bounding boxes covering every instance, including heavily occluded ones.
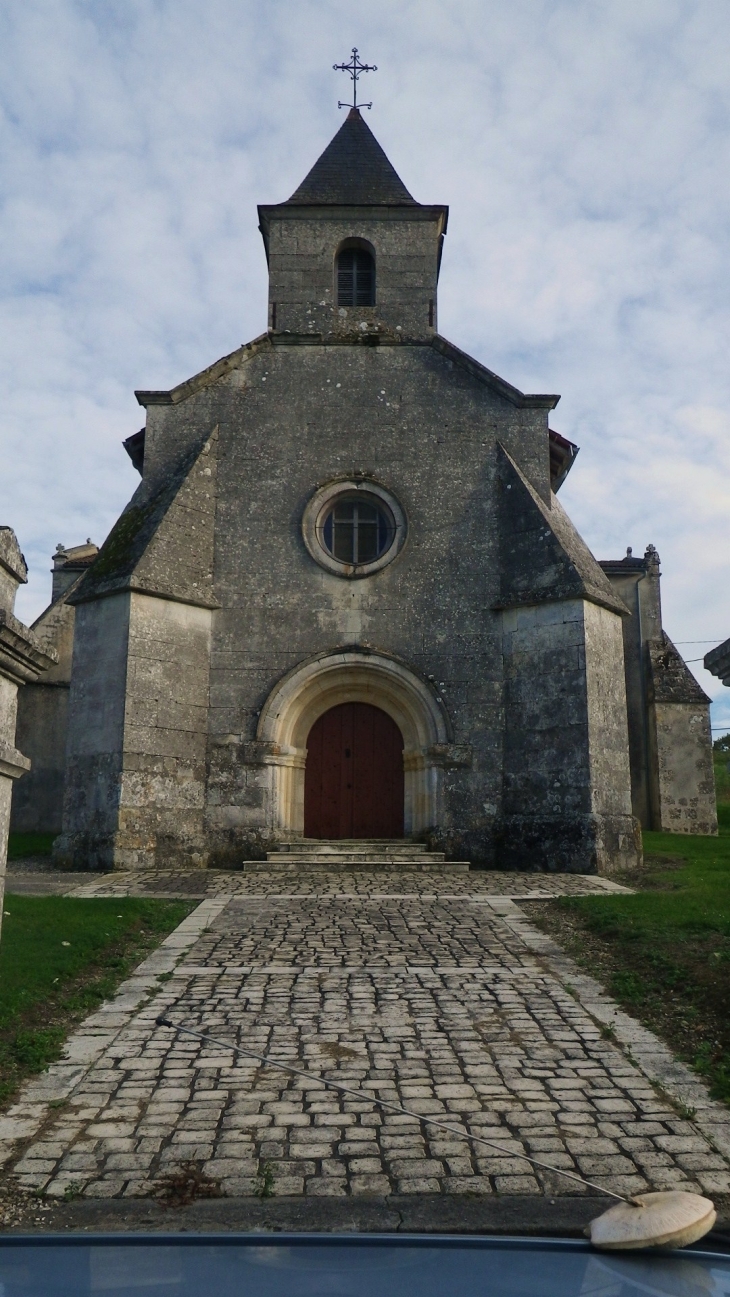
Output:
[10,542,98,836]
[600,546,717,835]
[0,528,56,931]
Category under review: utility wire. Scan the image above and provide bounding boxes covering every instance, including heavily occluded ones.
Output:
[156,1016,628,1204]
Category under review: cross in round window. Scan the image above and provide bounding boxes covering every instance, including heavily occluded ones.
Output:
[303,479,406,578]
[322,498,393,565]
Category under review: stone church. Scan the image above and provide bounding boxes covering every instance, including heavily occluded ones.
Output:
[14,109,717,873]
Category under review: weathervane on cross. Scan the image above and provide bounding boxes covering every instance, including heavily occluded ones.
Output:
[333,47,377,110]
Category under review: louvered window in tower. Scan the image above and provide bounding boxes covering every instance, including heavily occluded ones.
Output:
[337,248,375,307]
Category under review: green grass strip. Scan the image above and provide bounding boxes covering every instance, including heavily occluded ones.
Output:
[551,805,730,1104]
[0,895,195,1107]
[6,833,56,860]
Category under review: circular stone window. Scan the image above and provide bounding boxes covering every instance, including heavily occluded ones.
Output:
[303,480,407,578]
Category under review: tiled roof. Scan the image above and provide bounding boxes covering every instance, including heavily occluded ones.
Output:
[286,109,416,205]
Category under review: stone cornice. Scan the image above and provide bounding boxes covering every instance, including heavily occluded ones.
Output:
[704,637,730,686]
[135,335,270,409]
[430,336,560,410]
[0,739,31,781]
[0,611,58,686]
[132,333,560,412]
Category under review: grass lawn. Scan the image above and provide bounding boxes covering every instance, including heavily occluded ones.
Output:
[715,752,730,804]
[525,802,730,1106]
[0,895,195,1108]
[7,833,56,860]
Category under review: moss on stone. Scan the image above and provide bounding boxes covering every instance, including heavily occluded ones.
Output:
[84,502,155,583]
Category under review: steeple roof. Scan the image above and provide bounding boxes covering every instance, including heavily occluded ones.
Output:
[285,109,417,205]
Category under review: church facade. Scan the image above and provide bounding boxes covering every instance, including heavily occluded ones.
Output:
[47,111,679,874]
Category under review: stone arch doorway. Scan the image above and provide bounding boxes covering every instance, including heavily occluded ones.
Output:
[304,702,404,839]
[256,649,452,838]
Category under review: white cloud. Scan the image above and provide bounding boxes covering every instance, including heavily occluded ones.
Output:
[1,0,729,731]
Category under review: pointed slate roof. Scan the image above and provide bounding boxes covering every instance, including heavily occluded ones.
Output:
[286,108,417,205]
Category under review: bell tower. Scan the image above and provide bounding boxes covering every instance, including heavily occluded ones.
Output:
[258,109,448,341]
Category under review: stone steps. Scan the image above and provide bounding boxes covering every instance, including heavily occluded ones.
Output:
[241,860,471,872]
[271,839,428,854]
[238,838,470,872]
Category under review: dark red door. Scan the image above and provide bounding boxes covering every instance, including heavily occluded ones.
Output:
[304,702,404,839]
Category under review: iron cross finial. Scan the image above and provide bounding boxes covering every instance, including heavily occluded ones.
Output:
[333,47,377,110]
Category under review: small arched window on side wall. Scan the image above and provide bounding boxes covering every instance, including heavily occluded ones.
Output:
[336,241,375,308]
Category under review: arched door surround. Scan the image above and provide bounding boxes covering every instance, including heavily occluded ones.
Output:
[256,649,451,837]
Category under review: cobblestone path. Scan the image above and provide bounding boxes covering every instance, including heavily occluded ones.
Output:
[6,860,633,899]
[3,871,730,1204]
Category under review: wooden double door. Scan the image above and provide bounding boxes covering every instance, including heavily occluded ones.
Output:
[304,702,404,839]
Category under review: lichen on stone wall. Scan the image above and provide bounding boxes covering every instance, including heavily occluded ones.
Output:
[86,504,153,582]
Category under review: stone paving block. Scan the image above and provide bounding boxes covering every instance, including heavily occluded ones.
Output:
[82,1179,126,1198]
[13,1158,57,1175]
[696,1172,730,1193]
[350,1175,391,1195]
[347,1157,385,1174]
[271,1177,306,1195]
[321,1159,348,1177]
[564,1137,620,1154]
[445,1176,493,1194]
[290,1142,333,1159]
[389,1158,443,1177]
[305,1179,348,1196]
[676,1152,729,1171]
[215,1175,256,1195]
[494,1175,541,1193]
[205,1158,258,1177]
[655,1135,709,1153]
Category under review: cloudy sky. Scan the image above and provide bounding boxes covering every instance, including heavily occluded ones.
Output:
[1,0,729,733]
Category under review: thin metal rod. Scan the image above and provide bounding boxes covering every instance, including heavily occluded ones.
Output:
[156,1016,628,1203]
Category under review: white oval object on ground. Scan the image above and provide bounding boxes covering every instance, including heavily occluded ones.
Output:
[589,1192,716,1251]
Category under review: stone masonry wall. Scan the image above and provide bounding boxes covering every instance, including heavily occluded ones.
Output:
[652,702,717,835]
[11,685,68,833]
[11,593,77,834]
[600,567,653,827]
[115,593,212,868]
[265,210,444,338]
[0,675,23,927]
[0,527,56,927]
[91,334,642,873]
[198,341,551,867]
[500,599,589,871]
[583,599,641,870]
[499,599,636,873]
[57,593,212,870]
[54,594,131,869]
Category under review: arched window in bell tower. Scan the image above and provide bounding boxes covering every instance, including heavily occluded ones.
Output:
[336,241,375,307]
